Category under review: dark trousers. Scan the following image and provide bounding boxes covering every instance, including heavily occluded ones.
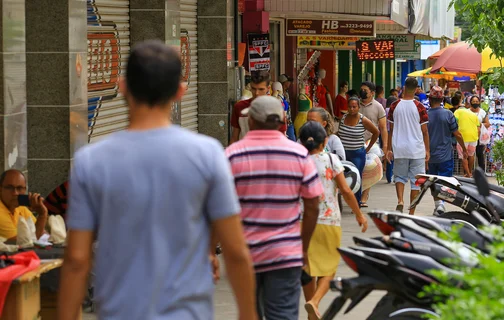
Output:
[256,267,302,320]
[476,144,486,170]
[345,147,367,204]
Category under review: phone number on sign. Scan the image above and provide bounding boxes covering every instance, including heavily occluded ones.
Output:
[341,24,373,29]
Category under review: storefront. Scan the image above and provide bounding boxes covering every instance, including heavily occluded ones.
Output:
[87,0,131,143]
[180,0,199,132]
[87,0,200,143]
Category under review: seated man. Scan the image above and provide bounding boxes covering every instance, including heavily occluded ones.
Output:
[0,169,48,241]
[44,181,68,220]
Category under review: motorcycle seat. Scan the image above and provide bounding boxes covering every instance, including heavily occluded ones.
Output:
[457,176,504,195]
[459,184,504,217]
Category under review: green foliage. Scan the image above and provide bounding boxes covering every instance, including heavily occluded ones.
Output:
[492,139,504,185]
[422,225,504,320]
[451,0,504,91]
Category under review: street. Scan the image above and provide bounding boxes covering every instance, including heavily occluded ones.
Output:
[83,177,450,320]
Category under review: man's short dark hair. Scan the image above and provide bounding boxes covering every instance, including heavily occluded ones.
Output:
[404,77,419,92]
[430,97,444,105]
[126,40,182,107]
[361,81,376,92]
[376,85,384,95]
[250,71,271,86]
[451,95,461,106]
[390,88,398,95]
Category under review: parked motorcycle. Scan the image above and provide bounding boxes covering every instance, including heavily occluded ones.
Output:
[321,168,499,319]
[410,168,504,226]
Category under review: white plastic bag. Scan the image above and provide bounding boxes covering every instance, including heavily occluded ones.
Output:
[365,140,384,158]
[480,125,491,145]
[17,217,35,248]
[48,215,67,245]
[362,153,383,190]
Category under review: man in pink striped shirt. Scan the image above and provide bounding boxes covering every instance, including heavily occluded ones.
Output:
[226,96,323,320]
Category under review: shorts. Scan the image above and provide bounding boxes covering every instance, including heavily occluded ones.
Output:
[457,141,477,159]
[393,158,426,190]
[428,159,454,177]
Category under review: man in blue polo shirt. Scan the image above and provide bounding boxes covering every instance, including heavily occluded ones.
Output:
[427,86,467,215]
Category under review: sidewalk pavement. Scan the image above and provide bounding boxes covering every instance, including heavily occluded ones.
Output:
[84,176,491,320]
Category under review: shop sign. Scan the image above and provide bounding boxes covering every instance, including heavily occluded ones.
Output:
[356,39,395,61]
[248,34,270,71]
[238,0,245,13]
[180,29,191,84]
[286,19,375,37]
[362,35,415,52]
[297,36,358,50]
[395,51,421,60]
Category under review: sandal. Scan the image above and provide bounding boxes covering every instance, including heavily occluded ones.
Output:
[396,204,404,213]
[305,302,321,320]
[360,202,369,208]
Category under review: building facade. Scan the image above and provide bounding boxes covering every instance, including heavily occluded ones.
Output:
[0,0,237,196]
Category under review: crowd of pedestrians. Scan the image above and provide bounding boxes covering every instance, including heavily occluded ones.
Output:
[56,41,492,320]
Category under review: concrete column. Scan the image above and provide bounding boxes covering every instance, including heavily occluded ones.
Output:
[0,0,27,174]
[130,0,182,124]
[25,0,88,196]
[198,0,235,145]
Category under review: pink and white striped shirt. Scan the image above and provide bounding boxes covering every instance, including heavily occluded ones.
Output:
[226,130,323,273]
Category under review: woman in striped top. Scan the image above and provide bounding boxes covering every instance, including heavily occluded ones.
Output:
[338,97,379,205]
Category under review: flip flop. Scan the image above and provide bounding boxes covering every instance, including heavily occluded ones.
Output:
[396,204,404,213]
[305,302,321,320]
[360,202,369,208]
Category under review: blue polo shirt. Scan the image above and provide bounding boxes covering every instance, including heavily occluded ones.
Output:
[428,107,459,163]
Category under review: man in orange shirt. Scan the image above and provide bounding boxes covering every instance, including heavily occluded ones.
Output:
[0,169,48,241]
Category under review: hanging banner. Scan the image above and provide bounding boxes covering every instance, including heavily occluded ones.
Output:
[248,34,271,71]
[286,19,375,37]
[297,36,358,50]
[356,39,395,61]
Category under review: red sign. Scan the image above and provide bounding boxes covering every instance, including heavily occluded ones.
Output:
[356,40,395,61]
[88,33,120,92]
[180,30,191,84]
[286,19,375,37]
[238,0,245,13]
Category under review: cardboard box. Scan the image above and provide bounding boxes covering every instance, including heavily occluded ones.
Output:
[0,259,80,320]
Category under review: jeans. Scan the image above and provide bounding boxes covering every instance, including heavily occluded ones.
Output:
[345,147,367,204]
[286,124,296,142]
[428,159,454,177]
[386,160,394,183]
[256,267,302,320]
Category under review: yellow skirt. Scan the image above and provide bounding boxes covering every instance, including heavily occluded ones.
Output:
[306,224,342,277]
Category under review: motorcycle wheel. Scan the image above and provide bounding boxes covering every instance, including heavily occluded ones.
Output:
[367,293,436,320]
[437,211,482,227]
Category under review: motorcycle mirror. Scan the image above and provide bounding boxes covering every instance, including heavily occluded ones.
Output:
[473,167,490,198]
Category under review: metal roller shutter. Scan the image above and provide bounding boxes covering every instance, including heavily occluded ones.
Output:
[180,0,198,132]
[87,0,130,143]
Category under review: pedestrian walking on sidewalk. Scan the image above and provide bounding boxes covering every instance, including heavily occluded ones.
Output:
[299,121,368,320]
[385,96,398,183]
[337,97,380,206]
[386,77,430,215]
[226,96,324,320]
[307,107,346,161]
[427,86,467,215]
[59,40,257,320]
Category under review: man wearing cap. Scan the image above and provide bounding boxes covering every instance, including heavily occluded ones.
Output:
[427,86,467,215]
[279,74,296,141]
[226,95,323,320]
[386,77,430,215]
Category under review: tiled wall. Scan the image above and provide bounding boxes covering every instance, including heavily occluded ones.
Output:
[198,0,235,145]
[0,0,27,176]
[25,0,88,196]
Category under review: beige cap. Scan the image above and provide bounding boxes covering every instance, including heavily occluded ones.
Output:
[241,96,284,123]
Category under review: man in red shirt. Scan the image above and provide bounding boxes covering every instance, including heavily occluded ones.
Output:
[230,71,270,144]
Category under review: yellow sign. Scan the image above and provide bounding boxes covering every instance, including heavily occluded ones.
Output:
[297,36,358,50]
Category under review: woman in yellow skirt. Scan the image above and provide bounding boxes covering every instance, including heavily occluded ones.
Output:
[299,121,368,320]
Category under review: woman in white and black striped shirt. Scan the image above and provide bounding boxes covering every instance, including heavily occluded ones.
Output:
[337,97,379,205]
